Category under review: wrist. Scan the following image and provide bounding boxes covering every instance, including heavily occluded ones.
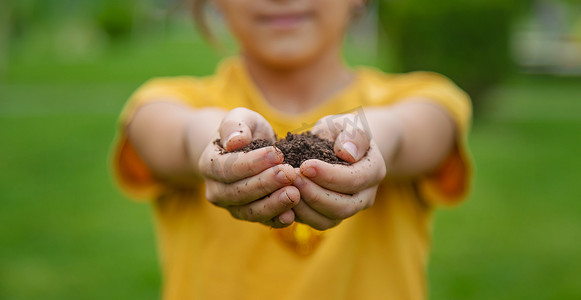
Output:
[184,108,227,176]
[183,119,199,175]
[381,110,404,167]
[364,108,403,171]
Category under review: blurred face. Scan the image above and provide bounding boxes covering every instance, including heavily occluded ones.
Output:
[214,0,363,69]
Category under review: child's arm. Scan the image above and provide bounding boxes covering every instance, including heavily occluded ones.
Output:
[130,103,300,227]
[365,99,456,177]
[291,98,456,230]
[128,102,225,186]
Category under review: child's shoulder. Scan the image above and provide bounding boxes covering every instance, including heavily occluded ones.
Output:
[354,65,469,108]
[126,74,218,110]
[136,57,242,94]
[138,76,204,91]
[356,65,459,89]
[129,58,245,108]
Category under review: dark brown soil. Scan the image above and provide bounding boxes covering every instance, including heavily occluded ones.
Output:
[215,132,350,168]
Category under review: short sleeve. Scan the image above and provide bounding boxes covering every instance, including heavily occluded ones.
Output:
[395,72,474,206]
[110,77,203,201]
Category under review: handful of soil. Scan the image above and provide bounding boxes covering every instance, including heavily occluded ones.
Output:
[216,132,350,168]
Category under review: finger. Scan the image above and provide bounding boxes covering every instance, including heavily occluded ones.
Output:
[200,144,283,183]
[293,174,377,220]
[299,143,386,194]
[334,127,370,163]
[264,210,296,229]
[311,114,371,163]
[219,107,276,151]
[221,121,252,151]
[277,210,296,226]
[311,114,343,142]
[228,186,300,224]
[205,164,296,206]
[292,201,341,231]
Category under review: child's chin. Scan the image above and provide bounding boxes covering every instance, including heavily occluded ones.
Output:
[258,48,320,69]
[247,37,316,64]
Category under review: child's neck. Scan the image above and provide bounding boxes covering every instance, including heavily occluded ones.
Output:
[242,49,354,114]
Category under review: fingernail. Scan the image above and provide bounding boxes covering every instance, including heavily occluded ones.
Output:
[266,148,283,164]
[276,169,291,184]
[225,131,242,145]
[343,141,358,160]
[279,214,291,225]
[294,176,304,188]
[302,167,316,178]
[279,192,293,206]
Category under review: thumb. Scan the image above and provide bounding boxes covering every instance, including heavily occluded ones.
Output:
[311,114,370,163]
[334,126,370,163]
[221,121,252,152]
[219,107,276,151]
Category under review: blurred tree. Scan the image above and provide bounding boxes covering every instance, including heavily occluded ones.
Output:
[2,0,41,77]
[377,0,524,110]
[4,0,43,44]
[95,0,139,41]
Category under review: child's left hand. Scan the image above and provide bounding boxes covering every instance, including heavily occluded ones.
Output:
[292,114,387,230]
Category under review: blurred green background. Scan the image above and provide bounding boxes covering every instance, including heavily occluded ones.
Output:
[1,0,581,299]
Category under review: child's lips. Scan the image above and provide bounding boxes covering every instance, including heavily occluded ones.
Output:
[258,12,311,30]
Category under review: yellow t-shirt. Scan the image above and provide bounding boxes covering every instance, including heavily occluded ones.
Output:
[112,57,472,300]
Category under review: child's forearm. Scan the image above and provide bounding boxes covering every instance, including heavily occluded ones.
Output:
[128,101,226,186]
[364,98,456,178]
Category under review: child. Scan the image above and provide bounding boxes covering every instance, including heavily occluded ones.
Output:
[112,0,472,299]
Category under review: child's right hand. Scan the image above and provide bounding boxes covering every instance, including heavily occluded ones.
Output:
[198,108,300,228]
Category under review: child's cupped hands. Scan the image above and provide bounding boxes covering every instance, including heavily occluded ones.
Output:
[198,108,300,228]
[199,109,387,231]
[291,114,387,230]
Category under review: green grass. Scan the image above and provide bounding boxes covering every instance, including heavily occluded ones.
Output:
[0,84,160,299]
[429,76,581,300]
[1,26,581,299]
